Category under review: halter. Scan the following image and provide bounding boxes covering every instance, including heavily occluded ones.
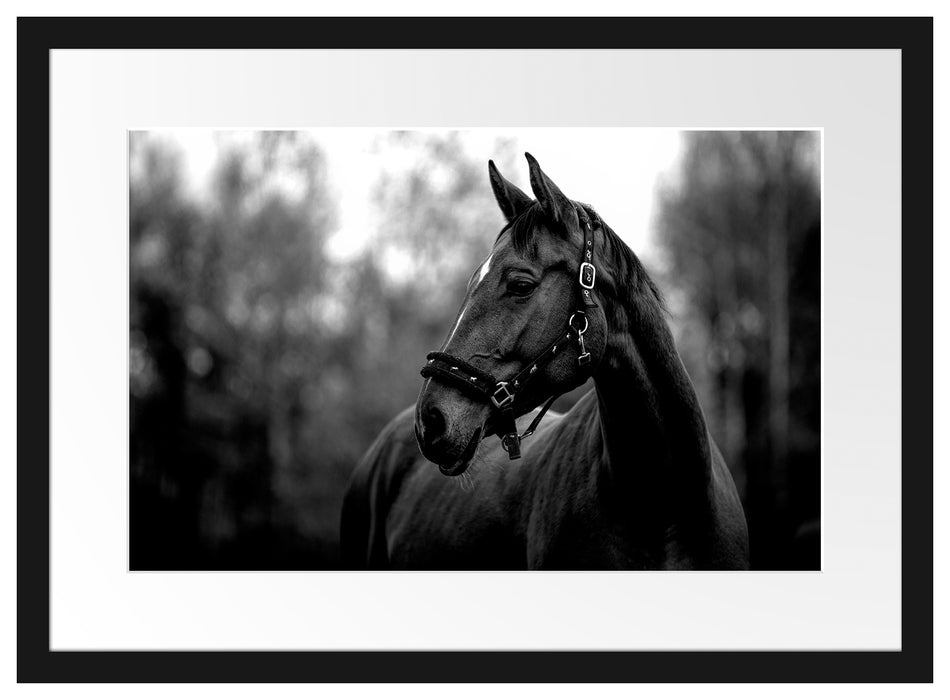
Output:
[420,210,599,460]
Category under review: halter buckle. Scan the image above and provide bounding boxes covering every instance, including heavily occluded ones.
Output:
[491,382,515,409]
[579,262,596,290]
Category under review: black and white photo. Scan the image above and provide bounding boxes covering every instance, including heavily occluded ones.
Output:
[129,129,821,571]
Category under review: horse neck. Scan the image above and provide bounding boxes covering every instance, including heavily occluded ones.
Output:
[591,259,712,519]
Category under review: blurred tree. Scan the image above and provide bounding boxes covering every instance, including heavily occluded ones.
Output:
[130,131,510,569]
[130,132,340,567]
[654,131,821,569]
[343,131,512,432]
[371,131,501,309]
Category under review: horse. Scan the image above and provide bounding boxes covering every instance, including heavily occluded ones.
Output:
[341,153,749,569]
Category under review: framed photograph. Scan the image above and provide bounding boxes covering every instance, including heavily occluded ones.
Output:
[18,16,932,682]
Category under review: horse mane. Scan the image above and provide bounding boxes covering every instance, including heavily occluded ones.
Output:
[498,201,666,314]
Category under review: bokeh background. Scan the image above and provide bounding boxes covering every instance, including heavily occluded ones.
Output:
[129,129,820,570]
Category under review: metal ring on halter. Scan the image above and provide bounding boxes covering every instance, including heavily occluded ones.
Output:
[568,311,589,334]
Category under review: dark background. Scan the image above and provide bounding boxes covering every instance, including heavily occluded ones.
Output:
[129,130,820,570]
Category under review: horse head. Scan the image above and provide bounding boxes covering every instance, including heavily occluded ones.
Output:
[414,153,608,476]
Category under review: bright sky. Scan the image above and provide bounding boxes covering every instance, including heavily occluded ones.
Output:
[161,128,684,267]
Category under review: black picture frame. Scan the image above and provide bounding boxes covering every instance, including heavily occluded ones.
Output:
[17,16,933,683]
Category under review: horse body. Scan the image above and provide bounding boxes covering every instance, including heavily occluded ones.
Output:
[340,153,749,570]
[343,387,748,570]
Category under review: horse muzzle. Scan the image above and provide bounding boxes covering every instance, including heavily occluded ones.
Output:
[415,397,486,475]
[436,426,482,476]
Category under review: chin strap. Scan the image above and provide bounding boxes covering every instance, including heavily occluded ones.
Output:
[499,394,559,458]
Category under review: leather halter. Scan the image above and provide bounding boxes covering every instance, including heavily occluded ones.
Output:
[420,209,599,460]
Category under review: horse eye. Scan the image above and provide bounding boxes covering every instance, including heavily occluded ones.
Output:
[506,279,537,297]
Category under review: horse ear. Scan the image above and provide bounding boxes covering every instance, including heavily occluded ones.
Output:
[525,152,576,228]
[488,160,532,222]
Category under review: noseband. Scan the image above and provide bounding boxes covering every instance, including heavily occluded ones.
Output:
[420,212,600,460]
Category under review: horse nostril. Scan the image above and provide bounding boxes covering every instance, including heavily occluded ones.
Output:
[423,405,447,443]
